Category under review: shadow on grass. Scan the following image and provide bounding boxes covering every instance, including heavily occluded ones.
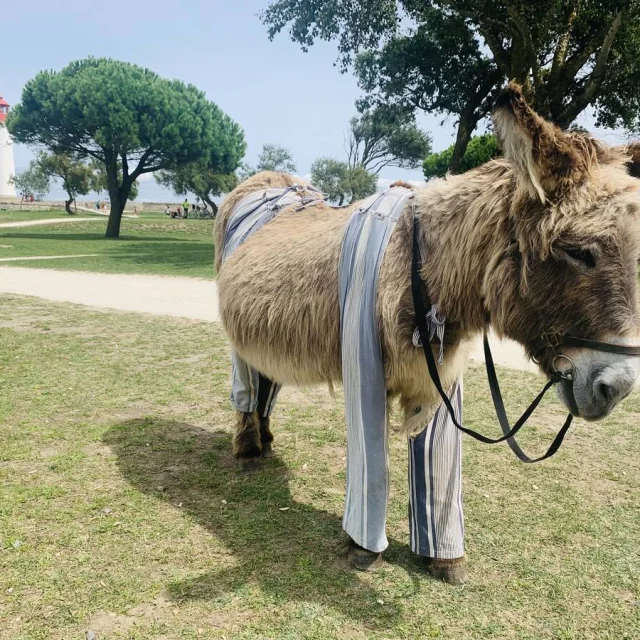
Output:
[103,418,407,626]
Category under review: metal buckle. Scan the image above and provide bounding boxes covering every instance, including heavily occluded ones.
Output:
[542,331,562,351]
[552,354,575,382]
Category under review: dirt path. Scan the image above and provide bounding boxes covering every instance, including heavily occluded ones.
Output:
[0,266,218,321]
[0,217,98,228]
[0,265,537,371]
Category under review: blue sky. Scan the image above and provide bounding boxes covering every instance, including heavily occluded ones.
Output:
[3,0,628,202]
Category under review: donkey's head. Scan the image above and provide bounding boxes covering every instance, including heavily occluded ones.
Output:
[486,83,640,420]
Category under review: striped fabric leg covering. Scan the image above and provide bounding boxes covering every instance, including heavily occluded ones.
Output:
[408,379,464,559]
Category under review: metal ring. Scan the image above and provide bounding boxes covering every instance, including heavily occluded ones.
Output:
[552,354,575,381]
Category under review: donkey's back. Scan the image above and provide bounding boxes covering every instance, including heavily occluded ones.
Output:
[215,172,356,386]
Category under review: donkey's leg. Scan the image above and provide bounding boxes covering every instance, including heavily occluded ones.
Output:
[343,396,390,571]
[256,373,281,458]
[408,378,467,585]
[230,351,262,470]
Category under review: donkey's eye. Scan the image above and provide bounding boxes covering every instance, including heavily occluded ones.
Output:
[563,248,596,269]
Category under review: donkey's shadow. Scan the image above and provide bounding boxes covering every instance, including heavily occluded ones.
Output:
[103,418,411,624]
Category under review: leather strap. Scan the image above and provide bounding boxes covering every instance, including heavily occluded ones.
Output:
[411,218,574,463]
[557,335,640,356]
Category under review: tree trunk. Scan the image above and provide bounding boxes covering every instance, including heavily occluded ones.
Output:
[200,192,218,216]
[104,159,132,239]
[65,195,75,215]
[449,112,476,175]
[105,194,125,238]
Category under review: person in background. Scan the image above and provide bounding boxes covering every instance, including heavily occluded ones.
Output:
[165,205,171,216]
[183,198,189,218]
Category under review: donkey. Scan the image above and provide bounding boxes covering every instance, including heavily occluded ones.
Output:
[215,84,640,583]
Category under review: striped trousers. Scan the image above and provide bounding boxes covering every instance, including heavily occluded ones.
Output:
[340,188,464,558]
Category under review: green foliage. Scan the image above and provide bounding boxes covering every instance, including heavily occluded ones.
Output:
[242,143,297,178]
[90,160,140,201]
[310,157,349,204]
[347,104,431,173]
[156,162,237,215]
[263,1,640,172]
[344,164,377,203]
[311,157,377,205]
[35,153,94,213]
[7,57,245,237]
[9,161,50,202]
[423,134,501,179]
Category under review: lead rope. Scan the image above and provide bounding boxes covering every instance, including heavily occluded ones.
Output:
[411,216,574,463]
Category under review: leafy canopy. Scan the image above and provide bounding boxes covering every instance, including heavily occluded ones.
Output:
[263,1,640,172]
[9,161,50,202]
[423,134,501,179]
[311,157,377,205]
[8,58,245,236]
[156,161,237,215]
[346,104,431,173]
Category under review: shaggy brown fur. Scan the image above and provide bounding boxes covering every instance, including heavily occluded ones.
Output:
[217,84,640,438]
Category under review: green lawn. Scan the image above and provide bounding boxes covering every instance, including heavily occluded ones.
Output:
[0,209,72,223]
[0,217,215,278]
[0,295,638,639]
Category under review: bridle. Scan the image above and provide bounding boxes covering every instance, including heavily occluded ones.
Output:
[411,217,640,463]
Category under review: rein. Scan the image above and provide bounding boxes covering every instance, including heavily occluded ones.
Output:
[411,217,639,463]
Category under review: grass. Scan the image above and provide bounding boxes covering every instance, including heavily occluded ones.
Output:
[0,217,215,278]
[0,295,638,639]
[0,210,72,223]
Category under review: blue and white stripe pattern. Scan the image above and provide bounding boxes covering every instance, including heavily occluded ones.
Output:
[339,186,464,558]
[224,185,323,414]
[339,187,415,553]
[408,379,464,559]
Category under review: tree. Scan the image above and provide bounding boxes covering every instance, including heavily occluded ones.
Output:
[423,134,501,179]
[311,157,378,205]
[156,162,237,215]
[7,58,245,238]
[263,1,640,173]
[9,161,50,207]
[241,143,297,177]
[344,164,377,203]
[311,157,349,204]
[90,159,140,203]
[35,152,94,214]
[346,104,431,173]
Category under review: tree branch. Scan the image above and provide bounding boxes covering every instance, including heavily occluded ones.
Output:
[557,10,624,125]
[441,1,511,76]
[129,148,154,181]
[549,0,580,86]
[505,0,540,87]
[562,9,622,82]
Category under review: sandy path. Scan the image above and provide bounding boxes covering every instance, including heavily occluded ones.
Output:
[0,217,99,228]
[0,265,538,372]
[0,266,218,321]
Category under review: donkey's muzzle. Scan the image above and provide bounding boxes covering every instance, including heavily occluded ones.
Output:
[557,355,639,421]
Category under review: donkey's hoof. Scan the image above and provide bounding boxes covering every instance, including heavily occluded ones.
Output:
[423,556,468,585]
[261,442,274,458]
[237,457,261,473]
[347,540,383,571]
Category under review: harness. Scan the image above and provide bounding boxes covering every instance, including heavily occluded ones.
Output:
[222,184,325,261]
[411,216,640,463]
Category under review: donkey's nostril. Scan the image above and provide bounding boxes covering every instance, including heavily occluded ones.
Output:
[596,381,616,404]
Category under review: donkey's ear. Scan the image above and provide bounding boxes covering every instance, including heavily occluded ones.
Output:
[493,82,597,202]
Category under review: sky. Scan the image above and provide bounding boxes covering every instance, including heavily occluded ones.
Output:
[2,0,630,202]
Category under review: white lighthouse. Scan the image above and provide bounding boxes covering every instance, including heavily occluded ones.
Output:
[0,96,16,198]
